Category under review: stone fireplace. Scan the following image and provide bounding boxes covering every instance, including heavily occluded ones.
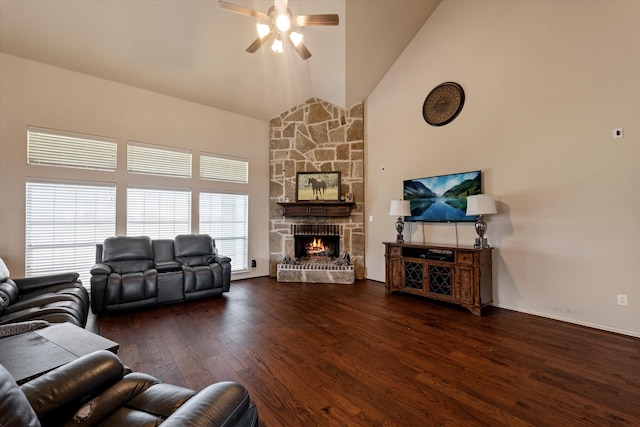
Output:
[269,98,364,282]
[277,221,354,284]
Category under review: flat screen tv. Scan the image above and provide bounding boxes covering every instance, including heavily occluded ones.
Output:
[403,170,481,222]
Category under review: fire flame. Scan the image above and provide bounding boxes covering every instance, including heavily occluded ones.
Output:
[309,238,323,249]
[305,237,328,256]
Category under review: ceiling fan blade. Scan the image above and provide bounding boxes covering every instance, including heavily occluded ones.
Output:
[218,1,269,20]
[289,38,312,60]
[246,32,273,53]
[293,14,339,26]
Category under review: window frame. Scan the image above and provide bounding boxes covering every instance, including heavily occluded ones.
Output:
[199,191,249,273]
[27,126,117,171]
[126,185,192,239]
[127,140,192,178]
[200,152,249,183]
[25,179,116,288]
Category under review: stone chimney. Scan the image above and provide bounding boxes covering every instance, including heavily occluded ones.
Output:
[269,98,365,279]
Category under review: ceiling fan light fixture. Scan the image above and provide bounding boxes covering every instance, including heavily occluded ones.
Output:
[271,37,284,53]
[256,23,271,39]
[275,13,291,32]
[289,31,303,47]
[218,0,339,60]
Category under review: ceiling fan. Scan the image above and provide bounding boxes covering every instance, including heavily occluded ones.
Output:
[218,0,339,60]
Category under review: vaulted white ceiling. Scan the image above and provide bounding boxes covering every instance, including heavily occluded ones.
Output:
[0,0,440,120]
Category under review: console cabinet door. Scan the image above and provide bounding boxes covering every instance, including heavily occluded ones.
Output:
[385,243,403,293]
[388,255,403,292]
[425,262,454,302]
[401,259,426,296]
[455,265,474,305]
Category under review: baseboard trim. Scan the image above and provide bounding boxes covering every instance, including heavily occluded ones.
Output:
[493,303,640,338]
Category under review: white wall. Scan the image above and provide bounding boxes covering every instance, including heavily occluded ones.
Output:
[0,53,270,280]
[365,0,640,336]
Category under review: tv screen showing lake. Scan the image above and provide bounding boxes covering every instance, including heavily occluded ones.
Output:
[403,171,481,222]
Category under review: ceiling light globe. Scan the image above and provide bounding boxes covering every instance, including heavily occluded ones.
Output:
[275,14,291,32]
[271,38,284,53]
[256,23,271,39]
[289,31,303,47]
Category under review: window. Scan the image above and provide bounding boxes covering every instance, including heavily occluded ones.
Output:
[27,126,117,171]
[127,187,191,239]
[128,141,191,178]
[200,192,248,272]
[25,127,252,284]
[25,181,116,287]
[200,153,248,183]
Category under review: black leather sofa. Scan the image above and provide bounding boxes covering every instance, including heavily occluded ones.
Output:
[0,349,259,426]
[91,234,231,315]
[0,258,89,327]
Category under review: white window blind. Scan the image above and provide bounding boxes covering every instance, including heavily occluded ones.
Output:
[27,126,117,171]
[200,192,248,272]
[127,187,191,239]
[25,181,116,288]
[128,141,192,178]
[200,153,248,183]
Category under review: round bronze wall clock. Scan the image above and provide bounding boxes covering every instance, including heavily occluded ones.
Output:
[422,82,465,126]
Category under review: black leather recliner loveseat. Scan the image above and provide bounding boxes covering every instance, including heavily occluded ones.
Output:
[0,349,259,426]
[91,234,231,315]
[0,257,89,327]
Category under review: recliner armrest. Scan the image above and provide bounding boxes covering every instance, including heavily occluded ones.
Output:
[21,350,125,422]
[13,272,80,292]
[155,261,181,272]
[214,256,231,264]
[160,381,254,427]
[90,263,112,275]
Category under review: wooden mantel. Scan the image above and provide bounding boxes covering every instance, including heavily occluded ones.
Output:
[277,201,355,217]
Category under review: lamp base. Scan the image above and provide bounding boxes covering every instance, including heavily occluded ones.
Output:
[474,237,488,249]
[395,217,405,244]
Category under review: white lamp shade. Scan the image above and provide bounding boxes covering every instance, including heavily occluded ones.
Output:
[389,200,411,216]
[466,194,497,216]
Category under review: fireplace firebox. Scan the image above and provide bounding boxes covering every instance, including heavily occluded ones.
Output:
[292,224,341,261]
[295,235,339,260]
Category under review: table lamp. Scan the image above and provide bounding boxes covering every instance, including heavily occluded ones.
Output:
[466,194,497,248]
[389,200,411,243]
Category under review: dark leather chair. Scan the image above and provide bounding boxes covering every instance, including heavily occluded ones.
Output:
[0,257,89,327]
[0,349,258,426]
[174,234,231,300]
[90,236,158,315]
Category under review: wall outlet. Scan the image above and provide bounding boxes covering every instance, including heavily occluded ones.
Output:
[613,128,624,139]
[251,259,256,268]
[617,294,628,306]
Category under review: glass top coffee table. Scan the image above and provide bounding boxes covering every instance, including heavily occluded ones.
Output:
[0,322,119,384]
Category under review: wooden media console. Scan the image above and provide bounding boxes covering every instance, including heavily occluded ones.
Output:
[383,242,493,315]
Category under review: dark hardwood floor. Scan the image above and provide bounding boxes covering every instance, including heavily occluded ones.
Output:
[89,277,640,426]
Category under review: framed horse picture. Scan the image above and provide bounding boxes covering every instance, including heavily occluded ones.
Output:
[296,171,341,201]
